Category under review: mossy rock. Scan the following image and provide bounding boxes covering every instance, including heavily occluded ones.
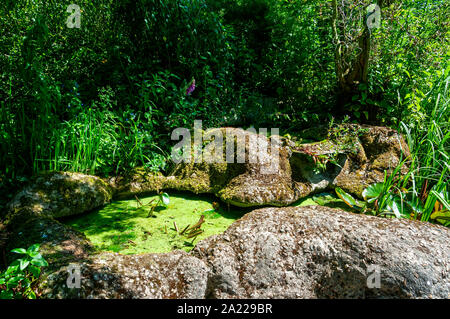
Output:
[111,128,304,207]
[6,171,113,220]
[110,125,410,206]
[1,172,212,298]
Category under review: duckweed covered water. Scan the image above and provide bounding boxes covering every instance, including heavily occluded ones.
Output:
[63,193,248,254]
[63,191,350,255]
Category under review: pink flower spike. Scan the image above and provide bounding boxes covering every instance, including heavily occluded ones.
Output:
[186,79,196,96]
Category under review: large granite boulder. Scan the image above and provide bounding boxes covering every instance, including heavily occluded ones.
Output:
[28,206,449,299]
[40,251,208,299]
[112,125,410,206]
[112,127,305,207]
[193,206,449,298]
[6,171,113,220]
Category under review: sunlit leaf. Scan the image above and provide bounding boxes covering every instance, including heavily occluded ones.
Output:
[11,248,26,255]
[160,192,170,206]
[362,183,384,203]
[335,187,362,209]
[430,210,450,221]
[30,258,48,267]
[26,244,40,255]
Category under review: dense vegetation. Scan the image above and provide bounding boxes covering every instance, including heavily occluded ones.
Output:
[0,1,448,223]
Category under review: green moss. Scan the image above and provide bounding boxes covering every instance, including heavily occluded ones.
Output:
[293,197,318,207]
[292,192,356,212]
[62,193,247,254]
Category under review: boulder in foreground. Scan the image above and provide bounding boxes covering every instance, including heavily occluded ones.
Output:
[193,206,449,298]
[29,206,450,299]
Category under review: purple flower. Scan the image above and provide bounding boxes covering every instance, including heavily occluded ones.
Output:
[186,79,196,96]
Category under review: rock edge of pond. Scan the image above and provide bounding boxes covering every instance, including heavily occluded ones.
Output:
[2,170,449,298]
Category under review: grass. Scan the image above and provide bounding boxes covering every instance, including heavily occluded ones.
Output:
[397,72,449,224]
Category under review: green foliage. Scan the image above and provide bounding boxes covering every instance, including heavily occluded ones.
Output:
[158,192,170,208]
[398,68,449,226]
[336,162,449,226]
[327,117,369,153]
[146,192,170,217]
[0,1,448,229]
[360,0,449,124]
[64,194,244,254]
[0,244,48,299]
[335,187,364,211]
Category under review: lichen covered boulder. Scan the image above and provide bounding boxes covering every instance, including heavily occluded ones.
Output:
[193,206,449,298]
[291,124,410,198]
[113,127,303,207]
[113,125,410,206]
[40,251,209,299]
[212,128,301,207]
[6,171,113,219]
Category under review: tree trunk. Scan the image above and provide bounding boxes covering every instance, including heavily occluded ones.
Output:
[332,0,372,114]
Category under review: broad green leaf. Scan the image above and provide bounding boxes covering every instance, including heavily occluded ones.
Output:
[362,183,384,202]
[27,251,41,258]
[31,258,48,267]
[405,200,424,215]
[27,290,37,299]
[11,248,27,255]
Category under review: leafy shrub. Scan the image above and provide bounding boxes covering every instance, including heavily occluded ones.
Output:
[0,244,48,299]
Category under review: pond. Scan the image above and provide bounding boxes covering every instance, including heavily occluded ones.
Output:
[63,191,350,255]
[63,192,249,254]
